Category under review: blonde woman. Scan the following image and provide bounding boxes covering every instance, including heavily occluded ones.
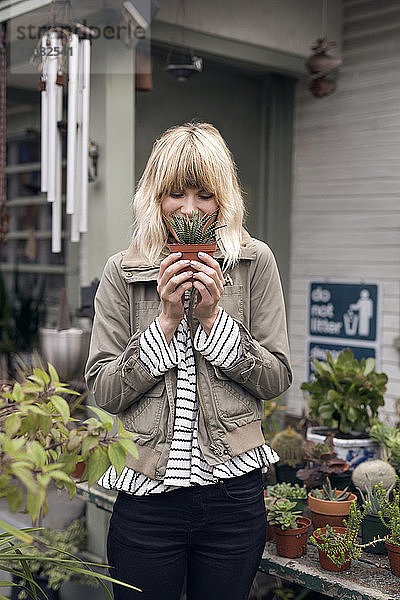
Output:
[85,122,292,600]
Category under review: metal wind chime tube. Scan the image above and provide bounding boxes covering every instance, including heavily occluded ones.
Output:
[40,34,48,193]
[46,31,58,205]
[39,28,92,251]
[71,38,83,243]
[66,33,79,215]
[52,65,63,253]
[79,38,91,234]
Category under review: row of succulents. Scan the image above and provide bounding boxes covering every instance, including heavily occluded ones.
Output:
[264,477,400,577]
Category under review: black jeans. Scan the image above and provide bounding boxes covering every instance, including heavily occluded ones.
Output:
[107,468,267,600]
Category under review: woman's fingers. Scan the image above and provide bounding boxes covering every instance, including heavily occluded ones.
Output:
[158,252,183,280]
[190,258,224,293]
[197,252,225,283]
[158,258,191,290]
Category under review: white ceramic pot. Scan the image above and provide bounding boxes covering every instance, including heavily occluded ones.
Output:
[39,327,91,381]
[306,426,379,469]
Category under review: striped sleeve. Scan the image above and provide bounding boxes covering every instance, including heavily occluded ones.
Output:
[139,318,181,377]
[194,307,243,368]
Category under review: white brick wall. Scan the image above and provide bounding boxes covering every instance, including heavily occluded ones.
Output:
[287,0,400,424]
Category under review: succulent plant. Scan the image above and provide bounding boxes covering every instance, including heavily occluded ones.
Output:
[351,459,396,493]
[163,209,224,244]
[375,477,400,546]
[357,474,394,515]
[266,499,302,530]
[296,434,349,487]
[310,478,352,501]
[370,423,400,471]
[270,427,305,468]
[268,482,307,499]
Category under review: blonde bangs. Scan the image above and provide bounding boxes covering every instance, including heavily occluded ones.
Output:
[131,122,245,270]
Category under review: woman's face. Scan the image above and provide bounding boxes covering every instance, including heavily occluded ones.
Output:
[161,187,219,241]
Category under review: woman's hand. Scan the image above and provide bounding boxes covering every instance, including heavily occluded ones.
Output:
[191,252,225,334]
[157,253,193,343]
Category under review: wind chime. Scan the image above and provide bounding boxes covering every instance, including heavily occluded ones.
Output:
[0,23,7,243]
[38,25,92,253]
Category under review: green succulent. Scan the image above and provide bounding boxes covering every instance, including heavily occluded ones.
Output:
[357,475,394,516]
[370,423,400,471]
[310,501,375,567]
[266,499,302,530]
[268,482,307,499]
[375,477,400,546]
[310,478,352,501]
[163,209,224,244]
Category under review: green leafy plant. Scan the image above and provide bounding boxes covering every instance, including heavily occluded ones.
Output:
[0,364,141,598]
[301,349,387,434]
[268,483,307,500]
[310,500,376,567]
[370,423,400,471]
[266,499,302,530]
[375,477,400,546]
[296,435,349,487]
[0,365,138,521]
[163,209,224,244]
[310,478,352,501]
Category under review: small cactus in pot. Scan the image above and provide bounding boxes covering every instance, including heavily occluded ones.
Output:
[163,209,224,260]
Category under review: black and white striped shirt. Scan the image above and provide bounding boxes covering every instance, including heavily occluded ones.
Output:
[98,292,279,495]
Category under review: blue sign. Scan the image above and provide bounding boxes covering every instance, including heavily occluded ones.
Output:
[309,282,378,342]
[308,342,376,381]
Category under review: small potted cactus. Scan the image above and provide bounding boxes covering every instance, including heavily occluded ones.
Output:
[267,499,311,558]
[163,209,224,260]
[270,427,305,484]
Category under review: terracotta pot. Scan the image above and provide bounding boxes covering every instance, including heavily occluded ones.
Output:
[167,242,217,262]
[71,460,86,480]
[385,540,400,577]
[313,527,351,572]
[271,517,311,558]
[308,490,357,529]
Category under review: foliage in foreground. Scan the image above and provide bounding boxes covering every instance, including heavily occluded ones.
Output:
[0,364,137,521]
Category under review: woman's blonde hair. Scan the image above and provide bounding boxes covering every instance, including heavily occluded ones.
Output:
[131,122,246,269]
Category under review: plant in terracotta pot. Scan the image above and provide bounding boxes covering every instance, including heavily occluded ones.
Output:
[267,499,311,558]
[268,482,308,513]
[308,478,357,529]
[163,209,224,260]
[375,477,400,577]
[296,434,350,489]
[358,476,394,555]
[302,350,387,467]
[310,500,374,572]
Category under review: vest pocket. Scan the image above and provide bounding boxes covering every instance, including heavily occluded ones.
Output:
[124,381,166,436]
[135,300,161,331]
[218,285,244,321]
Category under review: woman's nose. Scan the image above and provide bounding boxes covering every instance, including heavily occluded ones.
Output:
[180,197,196,215]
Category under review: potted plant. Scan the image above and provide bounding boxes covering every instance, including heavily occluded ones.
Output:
[375,478,400,577]
[267,482,308,513]
[163,208,224,260]
[358,476,394,555]
[264,496,276,541]
[11,518,95,600]
[267,499,311,558]
[301,349,386,467]
[270,427,305,484]
[308,478,357,529]
[310,500,374,572]
[370,422,400,475]
[296,434,350,489]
